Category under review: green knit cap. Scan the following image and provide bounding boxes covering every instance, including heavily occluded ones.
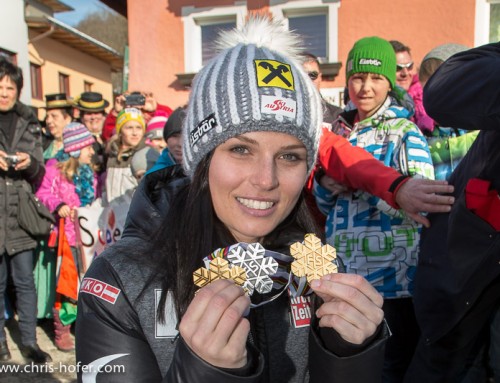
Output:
[346,36,396,88]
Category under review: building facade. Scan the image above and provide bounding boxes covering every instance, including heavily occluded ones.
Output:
[103,0,499,110]
[0,0,122,120]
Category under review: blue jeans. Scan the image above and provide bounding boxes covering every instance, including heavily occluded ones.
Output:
[0,250,37,345]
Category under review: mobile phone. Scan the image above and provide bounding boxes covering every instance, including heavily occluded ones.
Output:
[3,155,19,167]
[125,93,146,106]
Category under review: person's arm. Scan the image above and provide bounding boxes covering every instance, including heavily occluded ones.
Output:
[35,162,65,213]
[317,128,453,227]
[424,42,500,131]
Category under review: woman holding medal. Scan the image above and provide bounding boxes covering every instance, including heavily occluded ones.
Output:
[76,16,455,382]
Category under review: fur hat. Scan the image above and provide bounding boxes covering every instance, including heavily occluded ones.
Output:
[63,122,95,157]
[346,36,397,89]
[116,107,145,135]
[182,16,323,177]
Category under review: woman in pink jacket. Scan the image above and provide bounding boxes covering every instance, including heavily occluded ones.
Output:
[36,122,100,352]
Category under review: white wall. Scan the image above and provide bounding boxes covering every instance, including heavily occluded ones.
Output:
[0,0,32,105]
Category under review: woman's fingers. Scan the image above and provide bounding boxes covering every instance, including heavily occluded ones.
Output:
[179,279,250,368]
[311,273,384,344]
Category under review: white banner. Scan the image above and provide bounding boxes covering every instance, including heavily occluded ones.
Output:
[76,192,133,273]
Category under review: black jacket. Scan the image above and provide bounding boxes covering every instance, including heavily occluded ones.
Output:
[76,165,387,382]
[0,101,45,255]
[414,42,500,343]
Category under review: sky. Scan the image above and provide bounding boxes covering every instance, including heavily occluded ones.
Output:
[55,0,114,26]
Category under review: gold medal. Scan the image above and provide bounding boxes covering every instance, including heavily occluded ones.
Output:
[290,234,338,283]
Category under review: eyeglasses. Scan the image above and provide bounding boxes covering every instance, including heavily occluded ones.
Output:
[307,71,319,81]
[396,62,414,72]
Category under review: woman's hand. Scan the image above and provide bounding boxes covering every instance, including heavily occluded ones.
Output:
[13,152,31,171]
[310,273,384,345]
[179,279,251,369]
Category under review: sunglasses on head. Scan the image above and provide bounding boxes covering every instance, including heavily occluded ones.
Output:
[396,62,414,71]
[307,71,319,81]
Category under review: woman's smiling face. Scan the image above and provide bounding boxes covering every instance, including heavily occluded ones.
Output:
[208,131,308,243]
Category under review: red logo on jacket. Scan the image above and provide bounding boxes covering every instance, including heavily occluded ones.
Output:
[81,278,121,304]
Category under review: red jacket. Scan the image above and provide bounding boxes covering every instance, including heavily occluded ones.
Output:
[305,127,408,226]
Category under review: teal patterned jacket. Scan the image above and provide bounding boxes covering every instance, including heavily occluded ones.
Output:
[315,96,434,299]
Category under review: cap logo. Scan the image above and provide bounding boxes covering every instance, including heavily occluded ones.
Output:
[358,58,382,66]
[261,95,296,119]
[255,60,295,91]
[190,113,217,146]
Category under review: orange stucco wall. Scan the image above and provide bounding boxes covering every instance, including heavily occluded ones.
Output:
[332,0,476,87]
[127,0,476,107]
[28,30,114,120]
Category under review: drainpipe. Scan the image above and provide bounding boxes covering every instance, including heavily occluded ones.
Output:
[29,25,55,43]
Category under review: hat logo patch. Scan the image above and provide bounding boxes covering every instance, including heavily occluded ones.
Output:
[358,58,382,66]
[255,60,295,91]
[190,113,217,146]
[261,95,296,119]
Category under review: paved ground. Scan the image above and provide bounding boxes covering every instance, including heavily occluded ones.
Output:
[0,318,76,382]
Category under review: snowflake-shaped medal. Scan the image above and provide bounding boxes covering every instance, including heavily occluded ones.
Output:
[193,257,247,290]
[227,243,279,295]
[290,234,338,283]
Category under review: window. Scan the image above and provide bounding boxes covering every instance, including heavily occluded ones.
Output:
[288,14,327,59]
[84,81,93,92]
[30,63,43,100]
[490,2,500,42]
[271,1,340,63]
[182,4,246,74]
[59,72,70,95]
[201,21,236,65]
[0,48,17,65]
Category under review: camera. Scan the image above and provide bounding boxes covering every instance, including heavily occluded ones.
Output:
[4,155,19,167]
[124,93,146,106]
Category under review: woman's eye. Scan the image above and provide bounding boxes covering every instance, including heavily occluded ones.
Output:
[280,153,302,162]
[230,146,249,154]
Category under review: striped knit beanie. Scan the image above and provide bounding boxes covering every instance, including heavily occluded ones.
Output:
[146,115,168,140]
[116,107,145,135]
[182,16,323,177]
[63,122,95,158]
[346,36,396,89]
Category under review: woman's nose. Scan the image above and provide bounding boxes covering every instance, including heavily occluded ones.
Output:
[249,157,279,190]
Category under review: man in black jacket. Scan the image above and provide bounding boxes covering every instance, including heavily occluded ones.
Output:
[0,58,51,363]
[406,42,500,382]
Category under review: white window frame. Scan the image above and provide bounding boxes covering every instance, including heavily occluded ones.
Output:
[181,4,247,73]
[475,0,500,45]
[270,0,340,63]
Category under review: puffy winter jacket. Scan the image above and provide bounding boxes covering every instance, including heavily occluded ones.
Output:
[0,102,45,255]
[76,165,388,382]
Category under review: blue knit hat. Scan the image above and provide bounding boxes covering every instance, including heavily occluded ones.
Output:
[63,122,95,158]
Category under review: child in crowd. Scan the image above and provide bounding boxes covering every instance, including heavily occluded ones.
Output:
[36,122,100,352]
[104,107,146,203]
[314,36,435,382]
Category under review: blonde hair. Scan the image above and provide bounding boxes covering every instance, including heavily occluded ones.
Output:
[56,156,99,182]
[57,157,79,183]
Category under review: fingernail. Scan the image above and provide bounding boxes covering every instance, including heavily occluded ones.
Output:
[310,280,320,289]
[243,306,250,317]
